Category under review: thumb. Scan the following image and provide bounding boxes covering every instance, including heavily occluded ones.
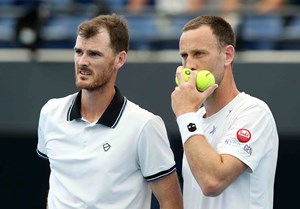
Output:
[202,84,218,98]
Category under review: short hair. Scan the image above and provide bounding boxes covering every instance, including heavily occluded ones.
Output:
[183,16,236,50]
[77,14,129,53]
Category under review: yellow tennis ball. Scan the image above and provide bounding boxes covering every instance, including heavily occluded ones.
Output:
[196,70,215,92]
[175,68,215,92]
[175,68,192,85]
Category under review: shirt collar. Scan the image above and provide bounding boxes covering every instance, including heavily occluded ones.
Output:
[67,87,127,128]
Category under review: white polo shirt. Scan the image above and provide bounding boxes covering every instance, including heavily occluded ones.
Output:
[37,88,176,209]
[182,92,279,209]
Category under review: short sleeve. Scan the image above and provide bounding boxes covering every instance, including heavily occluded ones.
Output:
[36,102,49,159]
[137,116,176,181]
[217,104,277,172]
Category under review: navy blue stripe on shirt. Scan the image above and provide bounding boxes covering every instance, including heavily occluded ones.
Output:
[36,149,49,160]
[145,165,176,182]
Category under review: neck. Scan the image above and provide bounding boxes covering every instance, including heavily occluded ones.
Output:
[204,70,239,118]
[81,86,115,123]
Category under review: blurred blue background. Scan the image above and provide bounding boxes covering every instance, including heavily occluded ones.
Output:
[1,0,300,55]
[0,1,300,209]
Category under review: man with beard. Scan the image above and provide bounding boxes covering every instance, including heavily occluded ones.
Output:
[36,14,183,209]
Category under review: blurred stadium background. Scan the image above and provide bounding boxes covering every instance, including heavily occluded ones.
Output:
[0,0,299,209]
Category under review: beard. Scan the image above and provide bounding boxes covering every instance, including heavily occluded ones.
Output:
[75,66,112,91]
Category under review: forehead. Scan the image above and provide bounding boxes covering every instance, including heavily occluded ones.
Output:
[179,25,217,51]
[75,29,111,49]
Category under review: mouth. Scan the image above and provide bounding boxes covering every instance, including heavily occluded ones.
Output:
[80,71,91,76]
[79,69,92,76]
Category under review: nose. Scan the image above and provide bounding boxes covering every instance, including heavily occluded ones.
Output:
[77,53,89,67]
[184,57,197,71]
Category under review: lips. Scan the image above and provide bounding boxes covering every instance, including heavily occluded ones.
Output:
[78,66,92,76]
[79,70,91,76]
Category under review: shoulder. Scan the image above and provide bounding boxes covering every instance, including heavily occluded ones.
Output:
[41,93,77,114]
[231,93,277,131]
[123,99,165,127]
[239,93,273,115]
[125,99,158,120]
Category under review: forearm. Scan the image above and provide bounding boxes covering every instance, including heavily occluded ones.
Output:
[184,135,227,195]
[183,133,247,196]
[150,172,183,209]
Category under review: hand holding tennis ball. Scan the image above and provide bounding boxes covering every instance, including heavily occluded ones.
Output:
[175,68,215,92]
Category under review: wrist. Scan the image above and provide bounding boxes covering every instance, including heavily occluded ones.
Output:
[176,112,204,144]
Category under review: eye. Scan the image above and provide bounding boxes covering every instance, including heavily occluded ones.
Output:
[193,51,206,58]
[194,51,204,57]
[88,50,102,57]
[181,53,187,60]
[74,48,82,55]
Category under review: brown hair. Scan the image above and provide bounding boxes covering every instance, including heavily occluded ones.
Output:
[183,16,236,50]
[77,14,129,53]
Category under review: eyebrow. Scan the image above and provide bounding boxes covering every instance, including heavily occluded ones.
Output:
[191,48,206,53]
[180,48,206,55]
[74,47,82,52]
[74,47,101,54]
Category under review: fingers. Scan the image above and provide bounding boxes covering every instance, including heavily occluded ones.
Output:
[175,67,218,95]
[202,84,218,98]
[175,66,185,85]
[176,67,197,87]
[188,70,197,85]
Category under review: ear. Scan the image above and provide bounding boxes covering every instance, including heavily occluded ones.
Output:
[224,45,235,67]
[115,51,127,70]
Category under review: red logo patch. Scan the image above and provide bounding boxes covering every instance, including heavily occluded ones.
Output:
[236,129,251,143]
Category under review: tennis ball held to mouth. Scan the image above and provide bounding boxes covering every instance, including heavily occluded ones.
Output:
[175,68,192,84]
[175,68,215,92]
[196,70,216,92]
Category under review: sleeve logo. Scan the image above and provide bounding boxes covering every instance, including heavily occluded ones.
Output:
[187,123,197,132]
[236,128,251,143]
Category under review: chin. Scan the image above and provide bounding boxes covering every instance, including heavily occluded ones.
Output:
[76,82,102,91]
[76,81,90,89]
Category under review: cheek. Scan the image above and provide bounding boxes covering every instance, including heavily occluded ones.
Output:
[211,54,225,69]
[210,60,224,83]
[214,72,222,85]
[95,63,113,80]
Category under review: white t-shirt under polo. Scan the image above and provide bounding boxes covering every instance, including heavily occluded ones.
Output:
[182,92,278,209]
[37,88,176,209]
